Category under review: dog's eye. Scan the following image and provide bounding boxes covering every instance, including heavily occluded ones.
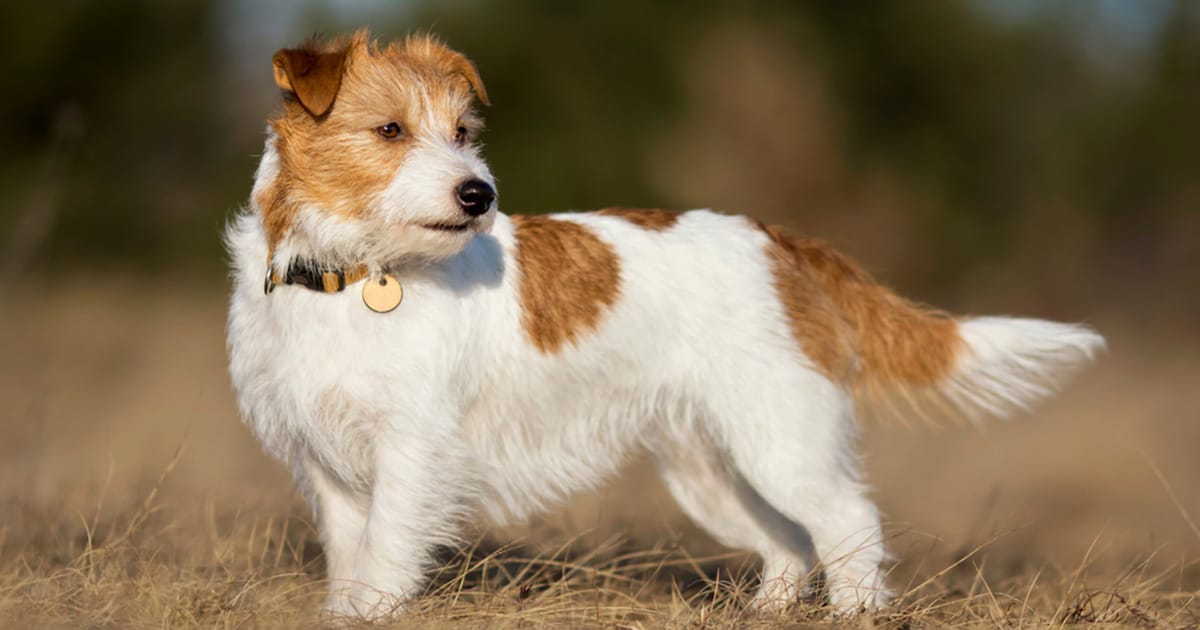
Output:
[453,126,468,145]
[375,122,404,140]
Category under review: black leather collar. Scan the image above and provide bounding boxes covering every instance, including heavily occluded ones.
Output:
[264,260,369,294]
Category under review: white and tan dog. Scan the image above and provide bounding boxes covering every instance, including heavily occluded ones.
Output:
[226,30,1104,618]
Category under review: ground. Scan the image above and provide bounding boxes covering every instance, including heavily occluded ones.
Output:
[1,279,1196,627]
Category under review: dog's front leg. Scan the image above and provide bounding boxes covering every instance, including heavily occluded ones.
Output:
[336,421,468,620]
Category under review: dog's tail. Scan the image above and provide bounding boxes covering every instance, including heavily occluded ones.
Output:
[764,227,1105,425]
[857,315,1104,425]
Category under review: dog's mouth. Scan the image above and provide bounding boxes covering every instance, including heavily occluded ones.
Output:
[422,221,473,233]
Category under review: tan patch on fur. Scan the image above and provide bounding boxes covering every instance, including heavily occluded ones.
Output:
[757,221,961,388]
[260,30,488,251]
[595,208,681,231]
[511,215,621,353]
[253,171,292,249]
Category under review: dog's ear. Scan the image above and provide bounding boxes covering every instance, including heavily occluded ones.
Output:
[401,35,490,106]
[440,49,489,106]
[453,54,490,106]
[272,43,349,118]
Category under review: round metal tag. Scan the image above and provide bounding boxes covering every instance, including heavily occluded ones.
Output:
[362,274,402,313]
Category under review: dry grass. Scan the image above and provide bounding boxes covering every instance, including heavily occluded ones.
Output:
[2,481,1196,629]
[1,279,1198,627]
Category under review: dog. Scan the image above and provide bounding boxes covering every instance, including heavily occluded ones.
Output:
[225,30,1105,618]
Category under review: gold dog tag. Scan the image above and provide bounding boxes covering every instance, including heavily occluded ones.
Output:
[362,274,402,313]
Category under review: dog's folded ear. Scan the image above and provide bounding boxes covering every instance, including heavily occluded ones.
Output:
[447,53,490,107]
[272,44,349,118]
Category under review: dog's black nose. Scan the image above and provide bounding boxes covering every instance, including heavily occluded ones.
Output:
[456,179,495,216]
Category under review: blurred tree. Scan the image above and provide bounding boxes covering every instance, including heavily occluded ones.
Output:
[0,1,246,270]
[0,0,1194,315]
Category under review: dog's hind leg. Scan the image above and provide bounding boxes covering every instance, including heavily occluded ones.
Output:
[650,431,818,609]
[711,376,891,613]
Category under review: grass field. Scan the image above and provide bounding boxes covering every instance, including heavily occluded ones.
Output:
[1,279,1197,627]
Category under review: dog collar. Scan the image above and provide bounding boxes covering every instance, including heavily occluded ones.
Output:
[264,260,404,313]
[264,260,370,294]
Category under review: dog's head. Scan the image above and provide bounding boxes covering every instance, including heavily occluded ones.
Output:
[255,31,495,265]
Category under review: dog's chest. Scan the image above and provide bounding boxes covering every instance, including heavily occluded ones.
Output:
[229,286,462,490]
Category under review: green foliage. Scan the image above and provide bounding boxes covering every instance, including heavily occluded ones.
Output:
[1,1,1195,304]
[0,2,242,267]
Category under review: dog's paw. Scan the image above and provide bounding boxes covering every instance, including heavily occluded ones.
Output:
[324,585,407,623]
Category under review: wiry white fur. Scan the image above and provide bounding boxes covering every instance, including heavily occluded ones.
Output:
[227,134,1103,619]
[945,317,1105,422]
[863,317,1106,428]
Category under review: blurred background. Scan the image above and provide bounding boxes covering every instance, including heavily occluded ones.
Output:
[1,0,1197,595]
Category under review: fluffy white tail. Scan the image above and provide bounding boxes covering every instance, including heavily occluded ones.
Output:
[941,317,1105,422]
[857,315,1106,425]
